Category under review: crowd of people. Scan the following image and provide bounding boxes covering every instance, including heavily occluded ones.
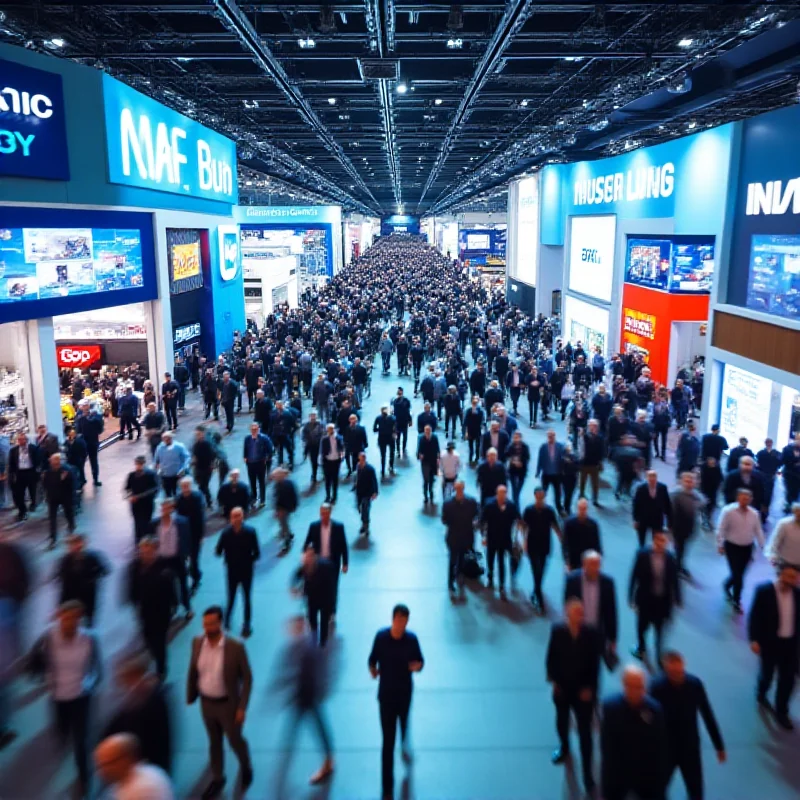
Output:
[0,233,798,800]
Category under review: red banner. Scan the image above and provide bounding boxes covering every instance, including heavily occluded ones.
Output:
[56,345,102,369]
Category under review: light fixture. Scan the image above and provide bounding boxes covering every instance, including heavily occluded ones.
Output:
[678,38,694,47]
[563,56,584,62]
[667,72,692,95]
[520,99,529,107]
[687,120,697,130]
[327,97,337,105]
[44,37,65,49]
[297,37,316,49]
[588,117,609,132]
[396,82,408,94]
[446,38,463,49]
[245,180,253,186]
[434,98,443,105]
[243,99,260,109]
[176,57,193,63]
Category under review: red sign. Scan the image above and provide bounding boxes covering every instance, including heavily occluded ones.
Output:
[56,345,102,369]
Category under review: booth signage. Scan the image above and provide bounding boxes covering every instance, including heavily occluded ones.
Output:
[57,345,102,368]
[174,321,201,345]
[218,225,240,281]
[573,162,675,207]
[0,58,69,180]
[102,74,238,204]
[745,177,800,216]
[171,242,200,280]
[623,308,656,340]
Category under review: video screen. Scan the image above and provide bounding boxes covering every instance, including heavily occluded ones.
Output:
[0,227,144,303]
[625,236,714,293]
[467,233,491,251]
[168,238,203,295]
[746,234,800,320]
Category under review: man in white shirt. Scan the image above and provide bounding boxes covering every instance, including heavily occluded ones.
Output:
[768,503,800,569]
[95,733,174,800]
[439,441,462,502]
[717,488,765,613]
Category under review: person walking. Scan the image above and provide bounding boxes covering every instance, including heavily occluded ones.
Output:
[344,414,369,479]
[153,431,189,498]
[650,650,726,799]
[368,604,424,800]
[52,533,110,627]
[520,486,562,613]
[321,423,344,504]
[302,411,325,485]
[187,605,253,799]
[439,440,462,503]
[748,564,800,730]
[391,388,413,458]
[291,548,337,647]
[629,531,682,664]
[480,484,520,600]
[546,598,600,795]
[191,426,216,509]
[563,498,603,571]
[463,396,485,464]
[756,438,782,522]
[354,452,379,536]
[505,430,530,510]
[150,498,193,622]
[373,405,397,480]
[441,480,479,600]
[767,503,800,569]
[475,447,508,507]
[8,431,41,521]
[416,425,441,506]
[220,371,239,434]
[303,503,349,619]
[118,386,142,441]
[443,385,463,440]
[273,467,299,555]
[632,469,673,548]
[670,471,705,578]
[579,419,605,507]
[161,372,179,431]
[94,733,174,800]
[74,401,104,487]
[142,402,166,459]
[536,429,565,516]
[243,422,273,508]
[717,488,765,614]
[125,455,160,544]
[176,477,206,595]
[215,508,260,637]
[42,453,76,550]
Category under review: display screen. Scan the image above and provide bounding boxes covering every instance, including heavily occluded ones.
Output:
[167,229,204,295]
[515,176,539,287]
[746,234,800,319]
[563,294,609,356]
[568,215,617,303]
[625,236,715,293]
[467,233,491,251]
[720,364,771,449]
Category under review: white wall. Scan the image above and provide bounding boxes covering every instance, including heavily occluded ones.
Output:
[537,245,563,317]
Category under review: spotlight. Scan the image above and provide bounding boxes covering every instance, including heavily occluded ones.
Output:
[520,99,528,107]
[667,72,692,95]
[327,97,337,105]
[44,37,65,49]
[297,37,316,49]
[588,117,609,132]
[396,82,408,94]
[434,98,443,105]
[678,38,694,47]
[446,38,463,49]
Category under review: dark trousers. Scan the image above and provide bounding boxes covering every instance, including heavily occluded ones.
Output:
[723,541,752,604]
[554,691,593,786]
[178,382,188,410]
[54,695,91,789]
[307,444,320,482]
[563,475,577,515]
[654,427,668,458]
[381,352,391,372]
[421,463,436,499]
[200,697,252,782]
[194,468,213,506]
[132,510,152,544]
[222,400,235,432]
[636,522,663,548]
[468,435,480,462]
[226,569,253,628]
[308,601,333,646]
[246,462,267,504]
[162,475,179,497]
[444,412,460,439]
[378,440,395,475]
[323,459,341,502]
[674,531,692,573]
[189,536,202,588]
[345,450,359,475]
[509,387,521,414]
[87,446,99,483]
[762,477,775,522]
[579,466,600,503]
[247,387,257,410]
[142,619,169,678]
[509,472,525,510]
[379,694,412,797]
[275,435,294,467]
[637,602,669,661]
[358,496,372,529]
[396,427,409,455]
[164,401,178,430]
[541,474,563,511]
[48,498,75,544]
[448,547,467,590]
[528,552,548,607]
[204,399,219,420]
[163,554,191,612]
[285,704,333,758]
[486,540,509,588]
[758,639,797,716]
[11,472,37,517]
[666,750,704,800]
[528,398,539,425]
[119,415,141,439]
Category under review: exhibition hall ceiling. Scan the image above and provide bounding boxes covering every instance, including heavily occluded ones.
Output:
[2,2,800,215]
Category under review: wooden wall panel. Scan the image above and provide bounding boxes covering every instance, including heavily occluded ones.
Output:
[712,311,800,376]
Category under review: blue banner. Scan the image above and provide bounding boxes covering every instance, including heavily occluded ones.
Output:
[381,215,420,236]
[102,74,238,204]
[0,58,69,180]
[458,227,506,258]
[236,205,341,225]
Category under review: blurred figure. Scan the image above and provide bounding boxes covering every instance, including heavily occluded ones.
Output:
[217,469,250,521]
[187,606,253,799]
[52,532,110,627]
[27,601,102,798]
[150,498,193,622]
[274,615,335,790]
[125,455,160,544]
[670,471,705,578]
[215,507,260,637]
[303,503,349,620]
[94,733,173,799]
[292,548,337,647]
[273,467,299,555]
[43,452,76,549]
[102,654,173,774]
[176,477,206,595]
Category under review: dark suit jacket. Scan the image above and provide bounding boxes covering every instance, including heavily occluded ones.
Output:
[187,635,252,710]
[562,516,602,570]
[545,622,601,693]
[304,520,349,570]
[723,469,765,508]
[564,570,618,644]
[481,429,510,460]
[148,513,191,558]
[536,441,565,477]
[748,581,800,654]
[354,463,379,500]
[344,424,368,453]
[632,482,673,528]
[8,443,42,477]
[628,548,681,613]
[320,434,345,460]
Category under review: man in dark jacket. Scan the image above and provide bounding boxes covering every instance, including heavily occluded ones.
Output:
[271,400,297,468]
[74,403,104,486]
[481,420,510,463]
[521,486,562,612]
[632,470,673,548]
[480,485,519,600]
[63,427,88,493]
[253,389,274,435]
[416,402,438,435]
[302,411,326,484]
[273,468,299,554]
[42,453,76,549]
[118,387,141,441]
[217,470,251,520]
[723,455,765,510]
[443,385,463,440]
[756,438,782,522]
[304,503,349,616]
[546,598,601,795]
[161,372,180,431]
[727,437,754,473]
[579,419,605,507]
[8,432,40,521]
[292,549,337,647]
[243,422,274,507]
[416,425,441,505]
[391,388,413,457]
[563,499,603,571]
[353,452,379,535]
[442,481,479,598]
[176,477,206,594]
[463,396,485,464]
[629,531,681,664]
[219,371,239,433]
[344,414,369,478]
[650,651,726,799]
[373,406,397,479]
[53,533,110,626]
[475,448,508,506]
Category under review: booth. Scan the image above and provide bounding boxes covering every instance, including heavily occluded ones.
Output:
[0,43,243,438]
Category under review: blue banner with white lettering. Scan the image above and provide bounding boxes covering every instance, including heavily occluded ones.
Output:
[0,58,69,180]
[102,73,238,204]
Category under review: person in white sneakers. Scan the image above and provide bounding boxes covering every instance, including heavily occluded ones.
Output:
[439,441,462,502]
[94,733,174,800]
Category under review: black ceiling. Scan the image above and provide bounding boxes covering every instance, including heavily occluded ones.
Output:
[2,2,800,215]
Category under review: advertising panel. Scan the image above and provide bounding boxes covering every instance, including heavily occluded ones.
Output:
[458,227,507,266]
[173,321,201,346]
[625,236,715,293]
[0,58,69,180]
[56,344,103,368]
[745,234,800,318]
[171,243,200,281]
[568,215,616,303]
[167,228,204,295]
[218,225,240,283]
[102,73,238,204]
[515,175,540,286]
[623,308,656,340]
[380,215,420,236]
[563,294,609,355]
[719,364,772,449]
[236,205,342,225]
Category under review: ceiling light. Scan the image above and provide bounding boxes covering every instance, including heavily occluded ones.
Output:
[44,37,65,49]
[396,82,408,94]
[434,98,443,106]
[563,56,584,62]
[687,120,697,130]
[678,38,694,48]
[446,38,463,49]
[520,99,529,107]
[667,72,693,95]
[297,37,316,49]
[176,57,193,63]
[327,97,337,105]
[245,181,253,186]
[243,99,260,109]
[588,117,609,132]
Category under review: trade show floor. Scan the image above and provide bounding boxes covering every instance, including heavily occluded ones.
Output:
[1,369,797,800]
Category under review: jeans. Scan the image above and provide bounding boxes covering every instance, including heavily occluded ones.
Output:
[528,552,548,607]
[379,694,412,797]
[246,462,267,504]
[283,705,333,763]
[161,475,179,497]
[358,496,372,529]
[486,540,509,589]
[636,603,669,662]
[194,468,213,506]
[665,751,704,800]
[448,547,467,590]
[382,352,392,372]
[444,411,461,439]
[541,474,563,511]
[164,400,178,430]
[508,472,525,509]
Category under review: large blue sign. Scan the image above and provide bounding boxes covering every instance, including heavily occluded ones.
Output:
[102,74,238,205]
[459,227,507,258]
[0,58,69,180]
[381,215,420,236]
[236,205,342,225]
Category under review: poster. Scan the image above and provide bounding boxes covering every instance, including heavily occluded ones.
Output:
[719,364,772,449]
[171,242,201,281]
[568,215,617,303]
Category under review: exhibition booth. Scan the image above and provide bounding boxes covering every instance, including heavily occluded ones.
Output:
[537,124,735,375]
[343,215,379,264]
[505,174,541,317]
[0,43,244,438]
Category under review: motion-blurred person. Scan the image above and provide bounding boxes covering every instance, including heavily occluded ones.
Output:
[601,665,667,800]
[441,480,479,599]
[161,372,179,431]
[125,455,160,544]
[563,498,603,571]
[670,471,705,578]
[125,537,176,679]
[27,600,102,798]
[368,604,424,800]
[43,452,76,549]
[176,477,206,595]
[748,564,800,730]
[302,411,325,484]
[629,531,681,664]
[717,488,765,614]
[150,499,193,622]
[102,654,173,774]
[217,469,250,521]
[215,507,260,637]
[303,503,348,619]
[243,422,273,508]
[292,548,337,647]
[273,467,299,555]
[53,533,110,627]
[756,438,782,523]
[546,598,600,795]
[354,452,379,536]
[767,503,800,569]
[416,424,441,505]
[612,434,641,500]
[650,651,726,800]
[187,605,253,798]
[632,469,673,548]
[781,432,800,512]
[94,733,174,800]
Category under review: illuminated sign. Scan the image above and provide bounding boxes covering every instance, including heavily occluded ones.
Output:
[0,58,69,180]
[102,74,237,203]
[573,162,675,207]
[745,177,800,216]
[174,321,201,345]
[623,308,656,340]
[218,225,240,281]
[171,242,200,281]
[56,345,102,368]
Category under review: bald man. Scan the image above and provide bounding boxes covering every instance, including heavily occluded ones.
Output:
[94,733,173,799]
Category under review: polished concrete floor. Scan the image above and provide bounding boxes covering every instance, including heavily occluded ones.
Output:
[1,366,798,800]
